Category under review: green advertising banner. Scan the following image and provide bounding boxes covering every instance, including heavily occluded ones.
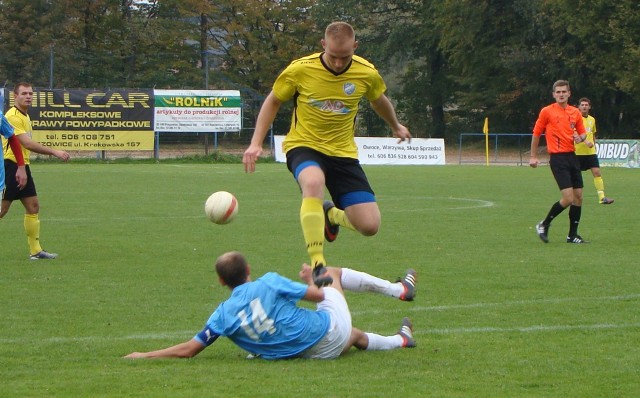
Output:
[596,139,640,168]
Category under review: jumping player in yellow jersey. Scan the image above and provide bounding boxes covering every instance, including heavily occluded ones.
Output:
[575,97,614,205]
[243,22,411,287]
[1,82,70,260]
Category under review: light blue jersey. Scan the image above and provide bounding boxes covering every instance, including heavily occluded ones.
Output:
[194,272,330,360]
[0,113,16,190]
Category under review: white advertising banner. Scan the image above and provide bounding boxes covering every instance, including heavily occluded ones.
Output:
[153,89,241,132]
[273,136,446,165]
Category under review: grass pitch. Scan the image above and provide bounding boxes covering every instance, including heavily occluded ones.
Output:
[1,162,639,397]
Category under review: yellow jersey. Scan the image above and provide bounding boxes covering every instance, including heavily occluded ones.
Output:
[575,114,597,156]
[1,107,32,164]
[275,53,387,159]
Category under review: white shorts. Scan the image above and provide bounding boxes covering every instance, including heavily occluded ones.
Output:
[301,287,352,359]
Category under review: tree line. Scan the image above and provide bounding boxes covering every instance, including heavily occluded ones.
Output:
[1,0,638,141]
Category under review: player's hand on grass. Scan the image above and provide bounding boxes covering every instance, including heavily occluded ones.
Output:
[123,352,146,359]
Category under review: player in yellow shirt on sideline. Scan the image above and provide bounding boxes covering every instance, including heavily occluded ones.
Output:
[1,112,27,193]
[243,22,411,287]
[575,97,614,205]
[1,82,70,260]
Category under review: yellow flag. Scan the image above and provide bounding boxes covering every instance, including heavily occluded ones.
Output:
[483,117,489,166]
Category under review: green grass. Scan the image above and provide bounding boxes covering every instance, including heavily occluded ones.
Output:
[1,163,639,397]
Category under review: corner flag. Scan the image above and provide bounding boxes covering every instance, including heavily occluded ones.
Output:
[483,117,489,166]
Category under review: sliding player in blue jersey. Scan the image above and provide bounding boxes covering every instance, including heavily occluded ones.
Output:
[124,251,417,360]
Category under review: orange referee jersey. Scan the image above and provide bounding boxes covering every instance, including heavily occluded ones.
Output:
[532,103,586,153]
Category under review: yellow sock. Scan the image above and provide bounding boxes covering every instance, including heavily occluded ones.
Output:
[300,197,325,267]
[327,206,355,231]
[593,176,605,201]
[24,213,43,255]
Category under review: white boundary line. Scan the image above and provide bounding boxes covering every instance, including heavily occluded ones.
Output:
[1,293,637,344]
[381,196,495,210]
[421,323,640,335]
[351,293,640,316]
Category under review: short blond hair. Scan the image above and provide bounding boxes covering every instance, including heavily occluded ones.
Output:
[325,22,355,40]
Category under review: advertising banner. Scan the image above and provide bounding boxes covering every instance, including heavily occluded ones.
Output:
[153,89,241,132]
[4,88,154,150]
[274,136,446,165]
[596,139,640,168]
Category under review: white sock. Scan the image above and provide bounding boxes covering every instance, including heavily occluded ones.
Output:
[364,333,403,350]
[340,268,403,298]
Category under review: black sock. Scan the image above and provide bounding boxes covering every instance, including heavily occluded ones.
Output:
[543,201,566,225]
[568,205,581,237]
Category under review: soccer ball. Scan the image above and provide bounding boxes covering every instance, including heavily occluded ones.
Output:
[204,191,238,224]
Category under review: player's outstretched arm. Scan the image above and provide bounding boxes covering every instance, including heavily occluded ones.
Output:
[370,95,411,143]
[124,338,205,359]
[17,134,70,162]
[243,91,282,173]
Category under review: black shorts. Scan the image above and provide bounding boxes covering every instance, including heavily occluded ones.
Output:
[286,147,375,209]
[3,160,37,201]
[577,154,600,171]
[549,152,583,191]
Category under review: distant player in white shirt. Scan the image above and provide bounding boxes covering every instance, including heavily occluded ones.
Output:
[124,251,417,360]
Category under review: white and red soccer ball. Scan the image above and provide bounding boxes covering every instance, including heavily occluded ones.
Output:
[204,191,238,224]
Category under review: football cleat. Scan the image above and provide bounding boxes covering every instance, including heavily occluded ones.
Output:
[29,250,58,260]
[323,200,339,242]
[567,235,590,244]
[397,269,417,301]
[600,197,614,205]
[312,264,333,287]
[398,317,416,348]
[536,221,549,243]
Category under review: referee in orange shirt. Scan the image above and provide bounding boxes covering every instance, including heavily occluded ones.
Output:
[530,80,593,244]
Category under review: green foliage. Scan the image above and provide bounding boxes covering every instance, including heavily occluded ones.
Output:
[1,163,639,396]
[1,0,640,138]
[202,0,319,95]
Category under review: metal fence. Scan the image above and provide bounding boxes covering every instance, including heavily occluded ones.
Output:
[457,133,541,166]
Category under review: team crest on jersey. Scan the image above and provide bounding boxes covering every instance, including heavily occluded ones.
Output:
[343,83,356,95]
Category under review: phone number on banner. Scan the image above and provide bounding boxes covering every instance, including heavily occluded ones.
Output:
[32,131,154,150]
